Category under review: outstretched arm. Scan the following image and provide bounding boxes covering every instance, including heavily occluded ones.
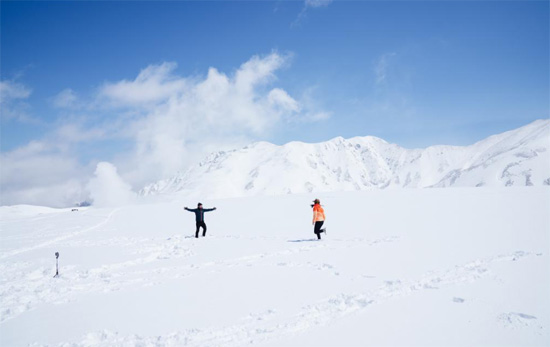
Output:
[184,207,196,212]
[203,207,217,212]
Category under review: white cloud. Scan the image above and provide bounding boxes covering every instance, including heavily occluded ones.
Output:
[99,62,187,107]
[52,88,78,108]
[0,141,88,207]
[103,52,318,187]
[293,0,333,27]
[305,0,333,8]
[234,53,286,92]
[0,118,109,207]
[0,80,34,122]
[268,88,301,113]
[0,80,31,100]
[87,162,136,207]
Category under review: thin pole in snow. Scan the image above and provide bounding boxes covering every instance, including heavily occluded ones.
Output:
[54,252,59,278]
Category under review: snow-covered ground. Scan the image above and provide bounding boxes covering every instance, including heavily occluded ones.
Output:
[1,188,549,346]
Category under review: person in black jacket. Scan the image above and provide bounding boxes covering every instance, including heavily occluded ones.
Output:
[184,203,217,238]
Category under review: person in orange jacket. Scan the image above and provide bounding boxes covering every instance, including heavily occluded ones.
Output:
[311,198,326,240]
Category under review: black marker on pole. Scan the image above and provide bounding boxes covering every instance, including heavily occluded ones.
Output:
[54,252,59,278]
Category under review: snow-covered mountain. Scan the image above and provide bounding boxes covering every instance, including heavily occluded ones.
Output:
[140,119,550,198]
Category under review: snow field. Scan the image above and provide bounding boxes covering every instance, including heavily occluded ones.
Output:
[0,188,548,346]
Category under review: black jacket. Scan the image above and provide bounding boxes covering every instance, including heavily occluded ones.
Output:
[185,207,216,222]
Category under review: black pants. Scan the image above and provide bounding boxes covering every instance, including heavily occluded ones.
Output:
[196,221,207,238]
[314,221,324,239]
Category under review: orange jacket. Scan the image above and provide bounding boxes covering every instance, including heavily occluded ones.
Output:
[312,204,325,222]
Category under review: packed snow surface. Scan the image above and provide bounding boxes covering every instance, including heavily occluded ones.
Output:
[141,119,550,199]
[1,188,549,346]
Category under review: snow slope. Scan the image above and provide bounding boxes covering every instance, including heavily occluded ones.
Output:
[140,119,550,199]
[0,188,548,346]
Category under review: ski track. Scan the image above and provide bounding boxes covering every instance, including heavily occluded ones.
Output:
[0,234,397,324]
[29,250,540,347]
[0,209,120,260]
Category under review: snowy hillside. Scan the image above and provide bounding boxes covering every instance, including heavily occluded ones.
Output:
[140,119,550,199]
[1,188,548,346]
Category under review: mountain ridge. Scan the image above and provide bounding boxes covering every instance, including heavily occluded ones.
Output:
[140,119,550,198]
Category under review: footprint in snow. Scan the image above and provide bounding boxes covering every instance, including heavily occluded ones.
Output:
[498,312,540,330]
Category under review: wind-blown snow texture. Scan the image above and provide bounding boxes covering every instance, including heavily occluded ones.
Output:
[141,119,550,199]
[0,188,548,346]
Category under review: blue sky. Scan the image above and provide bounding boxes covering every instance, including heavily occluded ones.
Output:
[1,0,548,206]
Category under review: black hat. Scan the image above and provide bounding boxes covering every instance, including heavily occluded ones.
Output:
[197,202,203,206]
[313,199,320,204]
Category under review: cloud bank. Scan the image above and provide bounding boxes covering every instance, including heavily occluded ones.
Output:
[0,141,87,207]
[1,52,328,207]
[99,52,315,187]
